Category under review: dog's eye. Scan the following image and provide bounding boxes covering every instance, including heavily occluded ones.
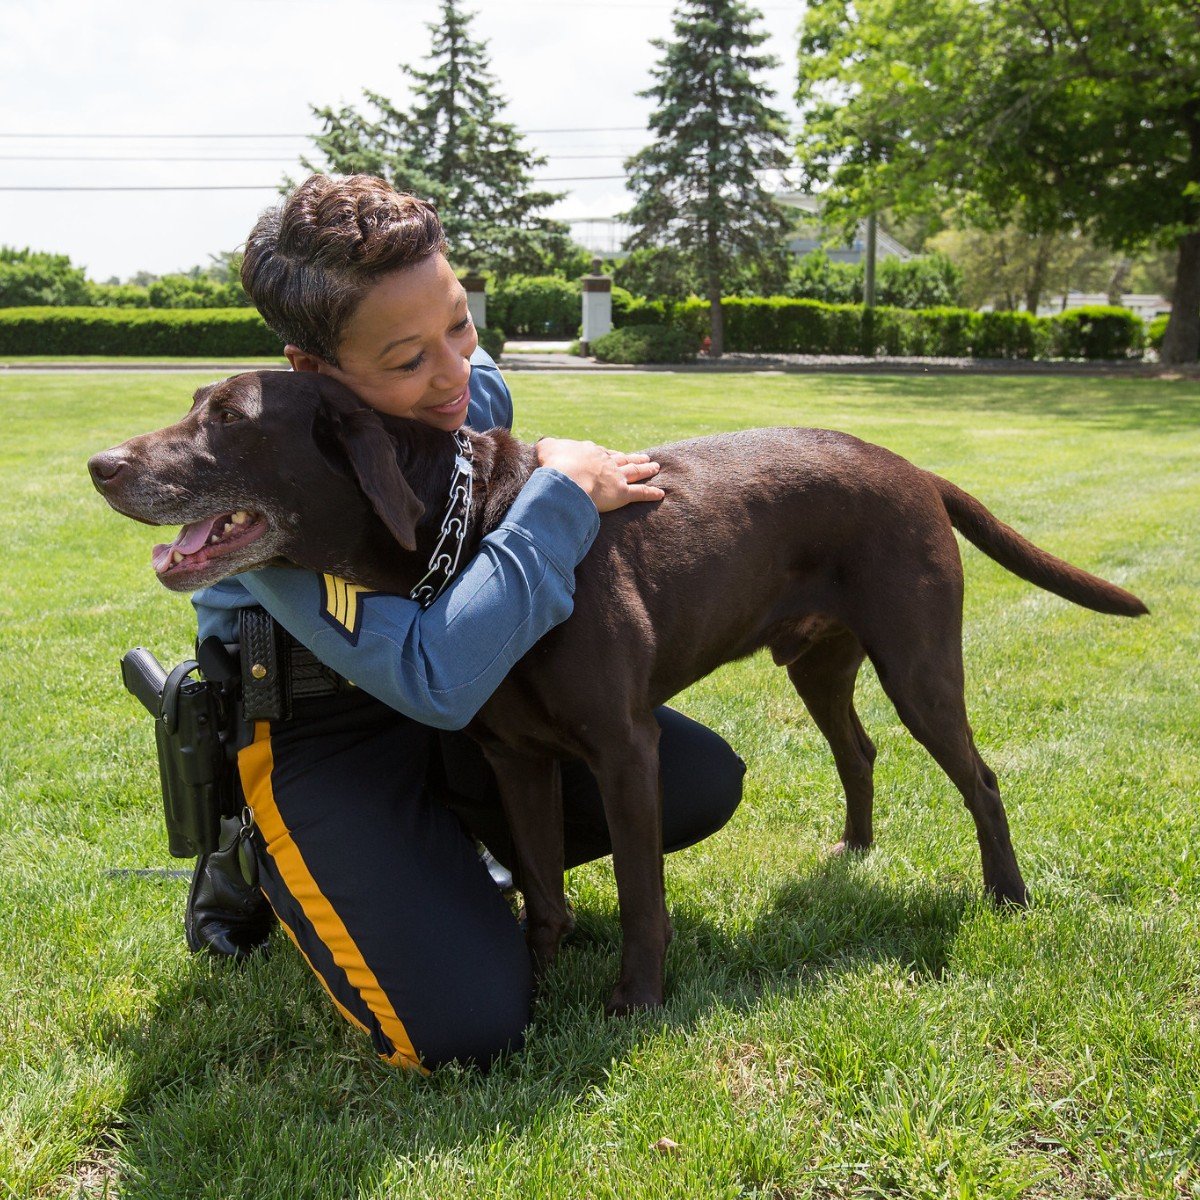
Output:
[215,408,243,424]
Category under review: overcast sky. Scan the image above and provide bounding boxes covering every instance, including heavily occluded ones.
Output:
[0,0,802,281]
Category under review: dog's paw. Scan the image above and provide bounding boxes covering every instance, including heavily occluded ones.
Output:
[603,982,664,1017]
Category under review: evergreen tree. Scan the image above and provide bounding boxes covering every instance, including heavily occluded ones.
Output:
[623,0,793,355]
[300,1,572,275]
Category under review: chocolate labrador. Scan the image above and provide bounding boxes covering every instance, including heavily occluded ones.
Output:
[88,371,1147,1014]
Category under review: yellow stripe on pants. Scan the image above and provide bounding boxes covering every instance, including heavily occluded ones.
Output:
[238,720,427,1074]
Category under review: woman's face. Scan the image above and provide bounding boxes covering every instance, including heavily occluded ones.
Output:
[286,252,479,432]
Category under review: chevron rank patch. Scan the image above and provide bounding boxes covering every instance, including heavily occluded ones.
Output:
[319,573,377,644]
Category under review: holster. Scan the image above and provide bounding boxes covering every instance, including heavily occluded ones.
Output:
[121,650,240,857]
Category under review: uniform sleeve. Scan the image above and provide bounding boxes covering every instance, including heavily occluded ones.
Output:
[239,466,599,730]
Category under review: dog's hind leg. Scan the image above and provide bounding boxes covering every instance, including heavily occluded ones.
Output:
[582,715,672,1016]
[863,606,1028,906]
[783,628,876,853]
[479,748,572,974]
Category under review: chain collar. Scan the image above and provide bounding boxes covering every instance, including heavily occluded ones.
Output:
[410,429,474,608]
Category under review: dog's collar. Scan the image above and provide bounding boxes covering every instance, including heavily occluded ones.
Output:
[410,429,474,608]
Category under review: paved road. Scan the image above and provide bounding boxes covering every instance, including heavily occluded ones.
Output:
[2,353,1194,377]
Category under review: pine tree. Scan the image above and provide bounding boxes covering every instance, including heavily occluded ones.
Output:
[624,0,793,356]
[300,1,572,275]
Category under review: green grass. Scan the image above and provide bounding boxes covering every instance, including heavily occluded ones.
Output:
[0,356,289,365]
[1,371,1198,1199]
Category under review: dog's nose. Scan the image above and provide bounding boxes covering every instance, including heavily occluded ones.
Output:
[88,449,129,488]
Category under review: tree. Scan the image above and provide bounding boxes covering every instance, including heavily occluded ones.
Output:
[796,0,1200,362]
[301,0,572,275]
[0,247,90,307]
[927,224,1116,313]
[623,0,793,355]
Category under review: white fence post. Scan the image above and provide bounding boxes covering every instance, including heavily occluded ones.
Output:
[461,273,487,328]
[580,257,612,354]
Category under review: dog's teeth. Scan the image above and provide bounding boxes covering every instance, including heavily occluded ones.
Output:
[209,534,220,544]
[172,551,183,564]
[223,522,234,533]
[232,511,248,525]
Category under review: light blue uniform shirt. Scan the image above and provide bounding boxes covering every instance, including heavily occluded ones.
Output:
[192,348,599,730]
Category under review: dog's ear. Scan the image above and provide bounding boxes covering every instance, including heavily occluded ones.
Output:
[317,383,425,552]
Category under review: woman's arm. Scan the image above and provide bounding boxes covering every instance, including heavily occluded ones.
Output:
[239,466,599,729]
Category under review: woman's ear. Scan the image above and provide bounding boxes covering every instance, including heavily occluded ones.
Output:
[285,344,325,373]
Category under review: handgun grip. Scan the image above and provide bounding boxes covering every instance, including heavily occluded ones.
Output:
[121,647,168,717]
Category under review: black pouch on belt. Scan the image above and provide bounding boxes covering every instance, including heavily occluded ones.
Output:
[239,606,291,722]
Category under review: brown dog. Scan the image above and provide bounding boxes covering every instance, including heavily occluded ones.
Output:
[89,370,1147,1014]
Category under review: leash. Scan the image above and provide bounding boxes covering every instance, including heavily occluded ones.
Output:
[410,428,475,608]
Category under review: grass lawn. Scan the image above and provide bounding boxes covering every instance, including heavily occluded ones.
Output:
[1,370,1197,1199]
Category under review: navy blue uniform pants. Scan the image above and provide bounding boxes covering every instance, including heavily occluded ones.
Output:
[238,688,744,1072]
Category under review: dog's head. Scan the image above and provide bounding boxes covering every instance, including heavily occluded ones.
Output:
[87,370,429,591]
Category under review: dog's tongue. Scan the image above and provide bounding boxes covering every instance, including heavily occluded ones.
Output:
[151,516,223,573]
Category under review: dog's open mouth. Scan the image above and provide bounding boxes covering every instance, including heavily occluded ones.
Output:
[151,509,268,579]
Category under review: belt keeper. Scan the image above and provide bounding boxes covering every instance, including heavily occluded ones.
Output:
[239,607,291,721]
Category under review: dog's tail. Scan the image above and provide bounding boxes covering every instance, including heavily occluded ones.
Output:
[934,476,1149,617]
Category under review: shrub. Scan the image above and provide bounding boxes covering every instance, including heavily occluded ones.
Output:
[614,297,671,328]
[86,282,152,308]
[476,325,505,361]
[488,275,580,337]
[0,307,282,356]
[784,250,964,309]
[590,323,699,364]
[1148,313,1169,353]
[973,310,1048,359]
[1049,305,1145,359]
[0,247,91,307]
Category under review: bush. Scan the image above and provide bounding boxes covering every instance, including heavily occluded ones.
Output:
[86,282,152,308]
[0,307,282,355]
[590,323,699,364]
[488,275,580,337]
[784,250,964,309]
[973,310,1048,359]
[1148,313,1169,353]
[1049,305,1145,359]
[476,325,505,361]
[0,247,91,307]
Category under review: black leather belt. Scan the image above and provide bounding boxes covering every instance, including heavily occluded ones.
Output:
[238,606,354,721]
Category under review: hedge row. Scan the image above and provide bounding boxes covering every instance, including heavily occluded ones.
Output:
[614,298,1146,360]
[0,307,282,355]
[0,300,1147,360]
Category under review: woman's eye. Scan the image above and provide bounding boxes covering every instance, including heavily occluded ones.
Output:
[454,316,472,332]
[396,353,424,373]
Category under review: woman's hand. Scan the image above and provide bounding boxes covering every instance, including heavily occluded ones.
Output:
[535,438,665,513]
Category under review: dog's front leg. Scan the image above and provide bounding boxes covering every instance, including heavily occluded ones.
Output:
[480,748,571,975]
[586,718,672,1016]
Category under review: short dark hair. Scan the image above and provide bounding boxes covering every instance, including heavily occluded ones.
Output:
[240,174,448,365]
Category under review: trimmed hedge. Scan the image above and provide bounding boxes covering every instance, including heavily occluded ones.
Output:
[591,324,698,364]
[614,296,1144,360]
[1048,305,1145,359]
[0,300,1150,361]
[1148,313,1169,353]
[0,307,281,355]
[487,275,580,338]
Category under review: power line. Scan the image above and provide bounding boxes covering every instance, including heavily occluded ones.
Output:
[0,174,630,192]
[0,152,641,164]
[0,125,652,139]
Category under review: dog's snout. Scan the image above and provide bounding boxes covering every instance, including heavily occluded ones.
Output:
[88,449,129,488]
